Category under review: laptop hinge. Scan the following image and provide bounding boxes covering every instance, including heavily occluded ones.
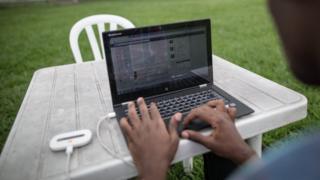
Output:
[199,84,208,88]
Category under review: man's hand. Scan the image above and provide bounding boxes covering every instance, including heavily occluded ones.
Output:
[182,100,256,164]
[120,97,182,180]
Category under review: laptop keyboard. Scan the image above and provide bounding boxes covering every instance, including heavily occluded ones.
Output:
[124,89,232,119]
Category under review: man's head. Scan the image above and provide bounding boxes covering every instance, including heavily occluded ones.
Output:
[268,0,320,85]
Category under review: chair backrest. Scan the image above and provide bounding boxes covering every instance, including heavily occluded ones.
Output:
[69,14,135,63]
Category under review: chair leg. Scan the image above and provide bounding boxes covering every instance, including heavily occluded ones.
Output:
[247,134,262,157]
[183,157,193,174]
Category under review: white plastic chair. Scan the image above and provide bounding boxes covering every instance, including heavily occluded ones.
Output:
[69,15,135,63]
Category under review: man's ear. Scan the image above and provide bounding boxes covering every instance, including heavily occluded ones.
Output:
[268,0,320,85]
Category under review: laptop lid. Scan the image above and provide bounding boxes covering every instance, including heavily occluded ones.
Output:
[103,19,213,105]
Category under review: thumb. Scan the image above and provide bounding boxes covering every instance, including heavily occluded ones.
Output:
[182,130,211,147]
[169,113,182,139]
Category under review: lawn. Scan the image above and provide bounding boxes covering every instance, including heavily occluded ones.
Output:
[0,0,320,179]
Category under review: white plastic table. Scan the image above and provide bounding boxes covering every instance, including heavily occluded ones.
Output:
[0,55,307,180]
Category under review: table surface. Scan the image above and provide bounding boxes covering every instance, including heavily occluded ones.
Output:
[0,55,307,180]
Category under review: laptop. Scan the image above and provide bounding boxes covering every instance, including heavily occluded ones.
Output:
[102,19,254,131]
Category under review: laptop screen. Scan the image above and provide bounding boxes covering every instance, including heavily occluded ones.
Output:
[103,19,213,104]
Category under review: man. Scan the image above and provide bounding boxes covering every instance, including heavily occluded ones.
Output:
[120,0,320,179]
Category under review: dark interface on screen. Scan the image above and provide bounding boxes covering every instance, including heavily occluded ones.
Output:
[109,25,210,98]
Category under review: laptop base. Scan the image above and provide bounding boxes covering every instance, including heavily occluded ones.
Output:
[114,84,254,133]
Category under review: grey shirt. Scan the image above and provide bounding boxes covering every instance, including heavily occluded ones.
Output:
[230,132,320,180]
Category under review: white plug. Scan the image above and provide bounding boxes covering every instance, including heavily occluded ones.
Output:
[49,129,92,180]
[49,129,92,151]
[107,112,116,119]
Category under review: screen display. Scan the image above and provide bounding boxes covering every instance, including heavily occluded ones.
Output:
[104,20,212,103]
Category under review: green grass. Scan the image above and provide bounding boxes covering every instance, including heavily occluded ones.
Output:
[1,0,320,179]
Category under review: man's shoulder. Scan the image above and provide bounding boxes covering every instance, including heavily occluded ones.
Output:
[229,132,320,180]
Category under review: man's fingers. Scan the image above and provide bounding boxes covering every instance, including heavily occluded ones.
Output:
[183,108,200,126]
[127,101,140,128]
[120,117,133,141]
[169,113,182,139]
[227,107,237,122]
[181,130,211,147]
[150,102,161,121]
[207,99,225,111]
[183,106,214,127]
[137,97,151,121]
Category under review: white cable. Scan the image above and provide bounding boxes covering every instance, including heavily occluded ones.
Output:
[65,145,73,180]
[96,113,135,167]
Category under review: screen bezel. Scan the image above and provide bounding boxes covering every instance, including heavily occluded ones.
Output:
[103,19,213,105]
